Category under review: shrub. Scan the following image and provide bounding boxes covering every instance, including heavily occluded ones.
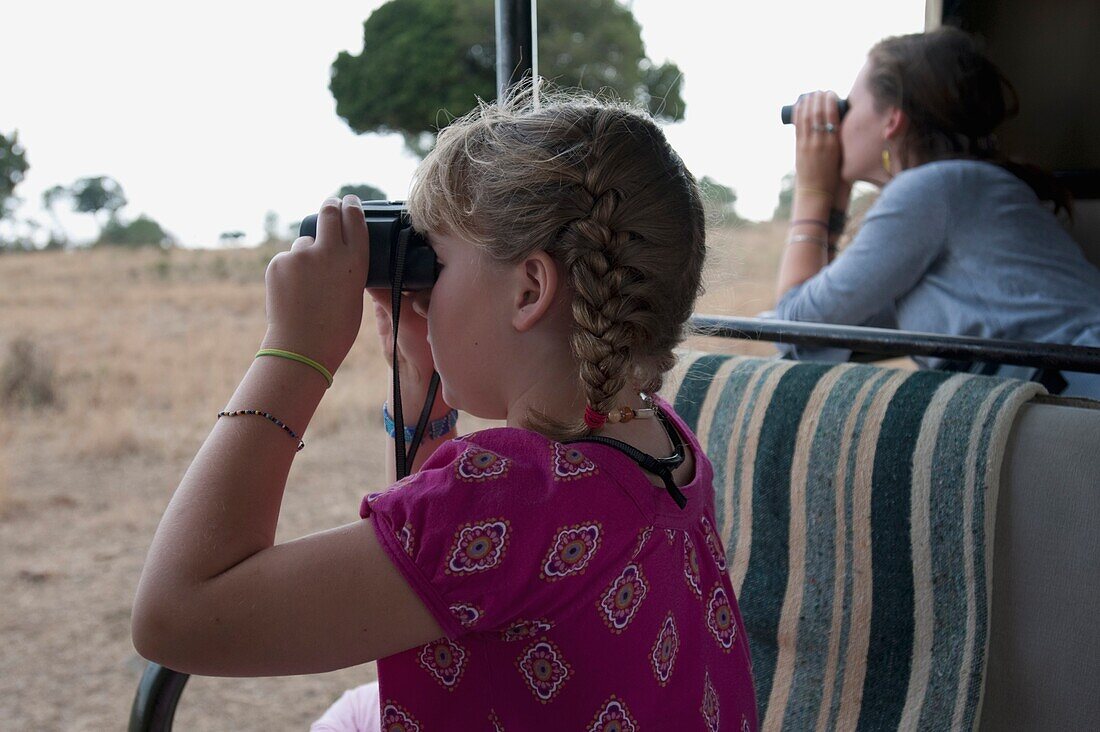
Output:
[97,215,174,248]
[1,338,60,408]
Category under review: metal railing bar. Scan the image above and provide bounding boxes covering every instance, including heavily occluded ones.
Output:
[688,315,1100,374]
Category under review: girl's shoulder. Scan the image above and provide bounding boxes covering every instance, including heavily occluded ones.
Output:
[364,425,650,526]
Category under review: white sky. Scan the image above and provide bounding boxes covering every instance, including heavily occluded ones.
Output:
[1,1,924,248]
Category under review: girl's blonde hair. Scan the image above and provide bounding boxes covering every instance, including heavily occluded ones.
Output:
[409,88,706,441]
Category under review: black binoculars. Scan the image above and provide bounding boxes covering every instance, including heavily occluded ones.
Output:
[298,201,438,290]
[781,97,849,124]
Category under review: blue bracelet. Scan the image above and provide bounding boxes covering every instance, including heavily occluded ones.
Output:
[383,401,459,441]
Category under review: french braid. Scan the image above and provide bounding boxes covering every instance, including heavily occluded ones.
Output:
[409,88,706,442]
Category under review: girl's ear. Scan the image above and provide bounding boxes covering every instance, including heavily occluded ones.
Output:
[512,251,562,333]
[883,106,908,141]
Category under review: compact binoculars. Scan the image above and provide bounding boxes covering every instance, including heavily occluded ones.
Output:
[780,97,849,124]
[298,201,438,291]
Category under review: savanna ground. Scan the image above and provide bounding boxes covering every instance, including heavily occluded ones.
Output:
[1,221,790,730]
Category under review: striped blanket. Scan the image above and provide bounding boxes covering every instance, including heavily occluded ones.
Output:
[660,354,1044,732]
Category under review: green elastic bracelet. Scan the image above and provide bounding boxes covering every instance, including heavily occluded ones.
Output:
[255,348,334,387]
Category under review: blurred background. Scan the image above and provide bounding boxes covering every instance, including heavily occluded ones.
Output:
[0,1,923,728]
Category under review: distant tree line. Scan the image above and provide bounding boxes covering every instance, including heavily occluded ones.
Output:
[0,131,176,252]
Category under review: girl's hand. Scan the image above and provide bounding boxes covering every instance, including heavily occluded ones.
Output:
[260,195,371,376]
[793,90,844,195]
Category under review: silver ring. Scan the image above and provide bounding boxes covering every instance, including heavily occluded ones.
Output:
[811,123,824,132]
[824,122,837,133]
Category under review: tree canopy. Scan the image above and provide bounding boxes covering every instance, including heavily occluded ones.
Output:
[0,130,30,221]
[337,183,387,201]
[97,214,173,248]
[330,0,686,155]
[71,176,127,224]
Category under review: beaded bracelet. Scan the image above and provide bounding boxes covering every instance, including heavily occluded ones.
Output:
[217,409,305,451]
[383,401,459,441]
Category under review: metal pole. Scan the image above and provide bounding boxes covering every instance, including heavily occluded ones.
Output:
[495,0,535,99]
[689,315,1100,374]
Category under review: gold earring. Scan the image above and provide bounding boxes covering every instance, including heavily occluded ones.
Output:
[882,148,892,175]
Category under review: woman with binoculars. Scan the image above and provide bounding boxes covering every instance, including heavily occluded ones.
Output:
[775,26,1100,398]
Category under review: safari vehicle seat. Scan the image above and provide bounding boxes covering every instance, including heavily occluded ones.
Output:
[660,352,1099,731]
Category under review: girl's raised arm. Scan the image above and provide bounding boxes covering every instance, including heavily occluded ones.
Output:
[131,196,444,675]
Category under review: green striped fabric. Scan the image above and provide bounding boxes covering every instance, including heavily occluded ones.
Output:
[660,353,1044,731]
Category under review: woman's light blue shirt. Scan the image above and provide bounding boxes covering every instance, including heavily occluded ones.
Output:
[775,159,1100,397]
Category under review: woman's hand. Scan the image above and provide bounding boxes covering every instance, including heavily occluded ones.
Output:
[260,195,371,377]
[369,288,437,386]
[794,90,844,196]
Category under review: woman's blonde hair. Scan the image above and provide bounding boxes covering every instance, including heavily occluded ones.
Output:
[408,87,706,441]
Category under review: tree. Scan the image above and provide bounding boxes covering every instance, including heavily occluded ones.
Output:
[699,176,739,223]
[772,172,795,221]
[219,230,247,246]
[42,185,70,246]
[263,210,281,244]
[336,183,387,201]
[96,214,173,248]
[71,176,127,230]
[0,130,30,221]
[330,0,686,156]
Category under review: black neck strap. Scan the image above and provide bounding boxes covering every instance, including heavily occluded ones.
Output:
[563,402,689,510]
[390,227,439,480]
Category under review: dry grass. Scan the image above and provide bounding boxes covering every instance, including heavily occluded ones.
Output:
[0,222,791,729]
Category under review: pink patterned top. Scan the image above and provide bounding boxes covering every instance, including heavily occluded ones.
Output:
[359,395,758,731]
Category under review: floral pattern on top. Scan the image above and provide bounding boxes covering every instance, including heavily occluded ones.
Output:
[516,637,572,703]
[449,602,482,629]
[540,523,602,581]
[456,445,511,482]
[445,519,510,575]
[397,523,415,557]
[587,695,639,732]
[701,515,728,571]
[417,637,468,690]
[702,670,720,732]
[684,536,703,598]
[500,617,555,643]
[598,563,649,633]
[550,442,599,481]
[362,400,759,729]
[381,700,422,732]
[706,583,738,652]
[651,612,680,686]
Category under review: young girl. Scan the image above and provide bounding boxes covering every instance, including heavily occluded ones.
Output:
[132,91,758,731]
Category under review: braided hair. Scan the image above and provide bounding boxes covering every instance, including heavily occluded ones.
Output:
[409,88,706,441]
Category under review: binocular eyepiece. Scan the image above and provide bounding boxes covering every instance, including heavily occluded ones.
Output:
[298,201,438,291]
[781,98,849,125]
